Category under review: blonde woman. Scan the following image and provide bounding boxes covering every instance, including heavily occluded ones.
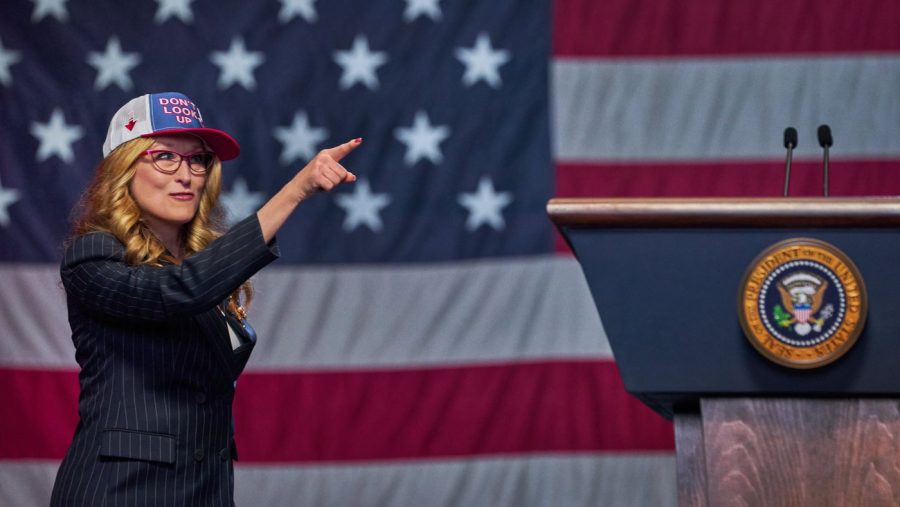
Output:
[50,92,358,506]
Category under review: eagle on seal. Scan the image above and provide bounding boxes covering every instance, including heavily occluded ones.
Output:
[777,272,828,336]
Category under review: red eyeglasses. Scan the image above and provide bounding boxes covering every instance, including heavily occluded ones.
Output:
[143,150,215,175]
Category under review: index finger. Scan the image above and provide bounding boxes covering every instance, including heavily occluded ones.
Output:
[323,138,362,162]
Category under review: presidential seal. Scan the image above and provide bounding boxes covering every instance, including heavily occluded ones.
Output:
[737,238,867,369]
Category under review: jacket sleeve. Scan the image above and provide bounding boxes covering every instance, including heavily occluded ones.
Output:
[60,214,280,322]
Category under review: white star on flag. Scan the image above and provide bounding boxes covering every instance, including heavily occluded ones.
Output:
[277,0,317,23]
[210,37,265,91]
[0,176,20,227]
[30,0,69,22]
[457,176,513,231]
[0,38,22,86]
[30,108,84,163]
[220,178,266,226]
[403,0,442,22]
[87,37,142,91]
[454,33,511,89]
[333,35,388,91]
[273,111,329,165]
[334,179,391,232]
[394,110,450,166]
[154,0,195,23]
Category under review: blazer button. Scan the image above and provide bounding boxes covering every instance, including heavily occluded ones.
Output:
[194,449,205,462]
[194,392,207,404]
[219,448,230,462]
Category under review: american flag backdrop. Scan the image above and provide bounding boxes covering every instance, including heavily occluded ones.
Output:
[2,0,900,505]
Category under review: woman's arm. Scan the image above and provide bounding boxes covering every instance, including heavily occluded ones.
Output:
[61,215,278,322]
[257,138,360,242]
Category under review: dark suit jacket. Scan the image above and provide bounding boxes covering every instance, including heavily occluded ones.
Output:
[50,215,279,507]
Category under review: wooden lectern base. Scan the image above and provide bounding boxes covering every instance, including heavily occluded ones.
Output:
[675,398,900,506]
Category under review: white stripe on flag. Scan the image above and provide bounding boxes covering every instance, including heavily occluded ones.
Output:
[553,55,900,161]
[0,264,71,366]
[0,256,612,369]
[0,455,677,507]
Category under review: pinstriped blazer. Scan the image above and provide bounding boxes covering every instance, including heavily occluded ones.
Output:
[50,215,279,507]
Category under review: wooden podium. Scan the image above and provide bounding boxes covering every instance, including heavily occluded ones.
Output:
[548,198,900,506]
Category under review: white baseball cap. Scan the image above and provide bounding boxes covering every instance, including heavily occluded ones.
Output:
[102,92,240,160]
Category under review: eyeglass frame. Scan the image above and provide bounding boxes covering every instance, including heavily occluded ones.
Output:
[142,149,216,175]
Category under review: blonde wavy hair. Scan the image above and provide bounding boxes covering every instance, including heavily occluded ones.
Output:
[70,136,252,316]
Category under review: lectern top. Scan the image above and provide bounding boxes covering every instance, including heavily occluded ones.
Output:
[547,197,900,228]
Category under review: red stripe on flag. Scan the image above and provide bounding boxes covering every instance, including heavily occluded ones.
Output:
[555,160,900,198]
[233,361,672,462]
[553,0,900,57]
[0,362,674,461]
[0,369,80,459]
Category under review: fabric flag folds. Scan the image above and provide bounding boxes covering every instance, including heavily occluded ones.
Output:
[4,0,900,505]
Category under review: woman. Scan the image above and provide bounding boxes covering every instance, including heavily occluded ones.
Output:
[50,92,358,506]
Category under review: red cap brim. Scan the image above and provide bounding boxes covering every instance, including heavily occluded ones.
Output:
[142,127,240,161]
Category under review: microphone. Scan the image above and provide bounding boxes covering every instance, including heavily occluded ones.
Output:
[783,127,797,197]
[817,125,833,196]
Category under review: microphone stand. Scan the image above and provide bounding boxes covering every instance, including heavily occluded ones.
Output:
[784,144,794,197]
